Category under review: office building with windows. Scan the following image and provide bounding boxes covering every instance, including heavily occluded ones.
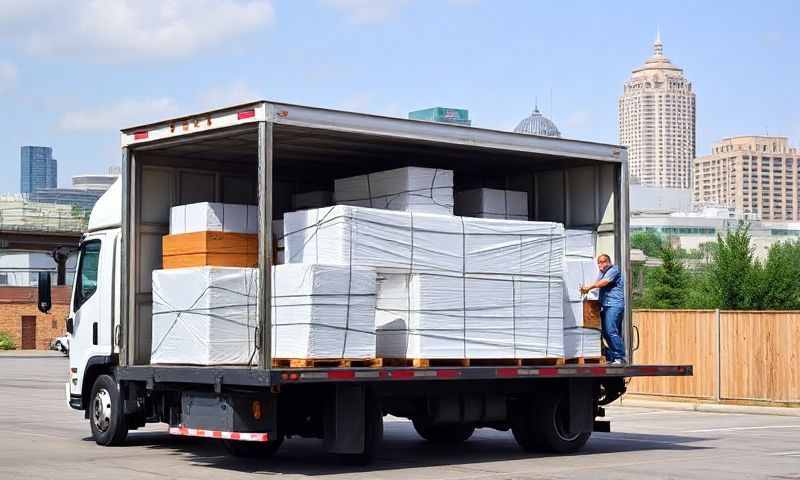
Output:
[20,146,57,194]
[693,136,800,221]
[619,32,696,188]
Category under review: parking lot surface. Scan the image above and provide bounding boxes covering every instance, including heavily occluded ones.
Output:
[1,356,799,479]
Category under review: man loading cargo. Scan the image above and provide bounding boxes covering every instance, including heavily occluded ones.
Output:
[580,254,626,365]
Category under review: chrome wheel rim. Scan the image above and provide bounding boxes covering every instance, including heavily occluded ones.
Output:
[93,388,112,433]
[553,398,581,442]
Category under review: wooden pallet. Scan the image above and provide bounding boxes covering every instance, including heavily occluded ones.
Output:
[272,358,383,368]
[381,357,567,368]
[565,357,605,365]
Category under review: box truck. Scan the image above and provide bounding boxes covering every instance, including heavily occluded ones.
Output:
[39,101,690,463]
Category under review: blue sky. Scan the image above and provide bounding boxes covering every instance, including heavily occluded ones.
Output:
[0,0,798,193]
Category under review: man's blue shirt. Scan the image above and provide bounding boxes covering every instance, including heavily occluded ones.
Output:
[598,265,625,308]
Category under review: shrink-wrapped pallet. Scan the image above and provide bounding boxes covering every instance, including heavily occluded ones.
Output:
[271,263,376,359]
[376,273,564,359]
[334,167,454,215]
[151,267,259,365]
[455,188,528,220]
[562,229,602,358]
[151,265,377,365]
[169,202,257,235]
[284,205,564,277]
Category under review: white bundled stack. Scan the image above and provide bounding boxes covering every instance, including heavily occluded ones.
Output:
[284,205,565,359]
[455,188,528,220]
[169,202,257,234]
[334,167,454,215]
[376,273,563,359]
[271,263,376,359]
[151,264,377,365]
[292,191,332,211]
[151,267,259,365]
[563,229,602,358]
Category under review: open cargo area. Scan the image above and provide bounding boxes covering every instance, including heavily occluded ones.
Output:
[120,102,628,369]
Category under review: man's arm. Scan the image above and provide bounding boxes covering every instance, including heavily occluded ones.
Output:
[580,266,619,294]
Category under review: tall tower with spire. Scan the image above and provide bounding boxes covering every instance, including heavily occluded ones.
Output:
[619,31,695,189]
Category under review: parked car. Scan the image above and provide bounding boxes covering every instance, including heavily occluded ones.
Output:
[50,336,69,355]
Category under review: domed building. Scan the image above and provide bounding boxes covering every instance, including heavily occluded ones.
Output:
[514,106,561,138]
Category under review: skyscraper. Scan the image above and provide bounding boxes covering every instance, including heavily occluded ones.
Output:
[20,146,57,194]
[619,32,695,188]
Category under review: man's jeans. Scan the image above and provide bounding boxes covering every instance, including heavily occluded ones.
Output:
[601,305,626,362]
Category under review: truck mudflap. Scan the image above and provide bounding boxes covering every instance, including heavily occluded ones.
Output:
[169,427,270,442]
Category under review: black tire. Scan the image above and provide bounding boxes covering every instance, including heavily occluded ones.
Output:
[510,400,544,452]
[223,435,284,458]
[535,394,591,453]
[89,374,128,446]
[412,418,475,443]
[338,396,383,465]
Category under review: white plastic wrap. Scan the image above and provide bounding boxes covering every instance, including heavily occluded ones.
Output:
[562,228,602,357]
[169,202,258,235]
[376,273,564,359]
[334,167,454,215]
[151,265,377,365]
[284,206,564,277]
[271,263,376,359]
[151,267,258,365]
[455,188,528,220]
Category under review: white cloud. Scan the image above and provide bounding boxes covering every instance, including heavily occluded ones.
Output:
[197,81,262,110]
[322,0,409,24]
[57,97,180,132]
[0,0,273,61]
[0,62,17,93]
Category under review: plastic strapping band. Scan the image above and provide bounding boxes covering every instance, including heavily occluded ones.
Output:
[340,210,355,358]
[407,212,414,355]
[461,216,467,359]
[545,224,554,357]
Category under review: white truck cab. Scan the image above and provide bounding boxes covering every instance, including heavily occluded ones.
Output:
[59,181,122,415]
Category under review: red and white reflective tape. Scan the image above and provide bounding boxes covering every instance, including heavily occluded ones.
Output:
[169,426,269,442]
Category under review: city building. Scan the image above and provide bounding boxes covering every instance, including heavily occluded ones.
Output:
[619,31,696,188]
[409,107,471,126]
[20,146,57,194]
[29,171,119,212]
[693,136,800,221]
[631,206,798,260]
[514,106,561,137]
[630,182,692,213]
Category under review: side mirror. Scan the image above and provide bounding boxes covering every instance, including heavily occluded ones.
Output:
[37,271,52,314]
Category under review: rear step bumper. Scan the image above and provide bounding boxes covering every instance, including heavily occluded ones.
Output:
[169,426,270,442]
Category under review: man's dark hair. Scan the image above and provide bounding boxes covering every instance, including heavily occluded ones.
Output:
[597,253,612,263]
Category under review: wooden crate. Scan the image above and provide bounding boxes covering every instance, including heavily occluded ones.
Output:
[162,231,258,269]
[582,300,601,329]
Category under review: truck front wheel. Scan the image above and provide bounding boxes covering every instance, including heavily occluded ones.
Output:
[89,374,128,446]
[412,418,475,443]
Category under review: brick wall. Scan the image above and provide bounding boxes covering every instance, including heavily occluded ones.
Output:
[0,286,71,350]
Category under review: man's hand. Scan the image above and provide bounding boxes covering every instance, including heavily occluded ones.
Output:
[579,285,591,295]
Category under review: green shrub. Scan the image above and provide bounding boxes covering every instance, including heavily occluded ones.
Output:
[0,331,16,350]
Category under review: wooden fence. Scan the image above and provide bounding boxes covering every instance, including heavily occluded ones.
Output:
[629,310,800,405]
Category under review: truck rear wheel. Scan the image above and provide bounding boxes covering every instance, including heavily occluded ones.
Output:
[89,374,128,446]
[412,418,475,443]
[511,394,591,454]
[223,436,284,458]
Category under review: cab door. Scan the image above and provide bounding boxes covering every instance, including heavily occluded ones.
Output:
[68,235,109,396]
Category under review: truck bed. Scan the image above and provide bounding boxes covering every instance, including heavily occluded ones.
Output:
[117,363,692,387]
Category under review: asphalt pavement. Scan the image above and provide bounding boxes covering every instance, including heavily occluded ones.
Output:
[1,356,799,479]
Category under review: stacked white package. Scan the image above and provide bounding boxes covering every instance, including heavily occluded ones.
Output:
[455,188,528,220]
[284,206,564,278]
[169,202,258,235]
[284,205,565,359]
[152,267,258,365]
[272,263,376,359]
[375,273,563,359]
[563,229,602,358]
[334,167,454,215]
[292,191,332,211]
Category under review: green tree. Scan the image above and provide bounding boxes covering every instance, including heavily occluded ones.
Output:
[752,240,800,309]
[631,230,664,257]
[0,331,16,350]
[707,224,755,310]
[638,243,689,308]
